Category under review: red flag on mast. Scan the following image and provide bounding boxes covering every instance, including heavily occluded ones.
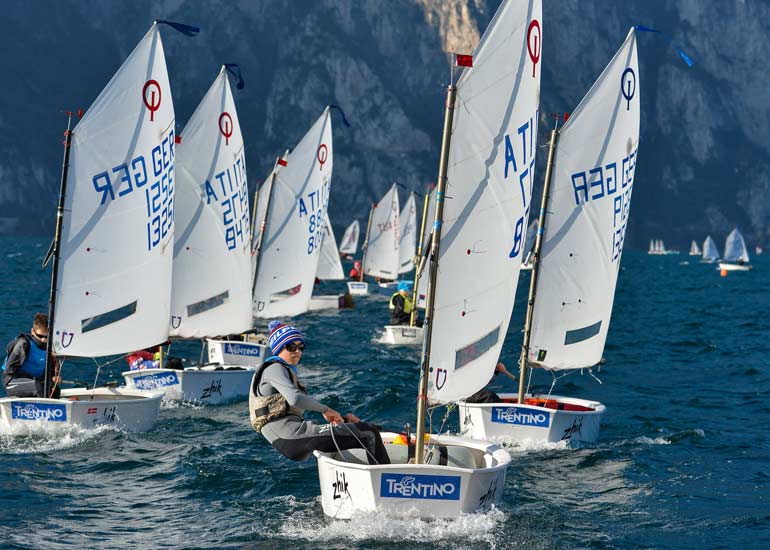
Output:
[455,54,473,67]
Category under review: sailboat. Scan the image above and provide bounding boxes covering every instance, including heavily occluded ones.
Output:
[121,65,260,404]
[398,192,417,276]
[0,22,190,431]
[381,190,431,346]
[701,235,720,263]
[308,213,354,311]
[339,219,360,258]
[689,240,701,256]
[459,27,640,444]
[346,183,400,296]
[718,228,751,271]
[314,0,541,518]
[252,108,334,317]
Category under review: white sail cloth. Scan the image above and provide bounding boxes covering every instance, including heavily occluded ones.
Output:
[427,0,542,403]
[170,67,252,338]
[529,28,640,371]
[316,214,345,280]
[689,240,701,255]
[363,183,400,280]
[339,220,359,255]
[415,186,436,308]
[398,193,417,274]
[723,228,750,263]
[253,108,333,318]
[702,235,720,261]
[54,23,175,357]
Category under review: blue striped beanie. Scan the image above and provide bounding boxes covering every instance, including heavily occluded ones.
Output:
[268,320,304,355]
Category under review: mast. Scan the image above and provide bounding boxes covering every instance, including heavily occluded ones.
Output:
[359,205,375,282]
[410,190,430,326]
[249,187,259,251]
[517,123,559,403]
[415,84,456,464]
[44,113,74,398]
[251,152,286,294]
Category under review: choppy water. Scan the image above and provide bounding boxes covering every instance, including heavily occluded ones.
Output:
[1,237,769,549]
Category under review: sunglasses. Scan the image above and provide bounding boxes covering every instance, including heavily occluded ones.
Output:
[32,330,48,340]
[285,342,305,352]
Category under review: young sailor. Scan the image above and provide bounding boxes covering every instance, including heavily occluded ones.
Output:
[250,321,390,464]
[1,312,60,398]
[389,281,419,326]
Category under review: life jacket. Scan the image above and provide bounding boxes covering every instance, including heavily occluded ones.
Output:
[1,335,46,379]
[389,292,414,314]
[249,356,305,433]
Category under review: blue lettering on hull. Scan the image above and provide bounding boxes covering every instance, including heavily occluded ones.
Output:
[491,406,550,427]
[11,402,68,422]
[133,372,179,390]
[380,473,461,500]
[223,343,262,357]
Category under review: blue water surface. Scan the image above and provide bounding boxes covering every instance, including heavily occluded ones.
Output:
[0,237,768,549]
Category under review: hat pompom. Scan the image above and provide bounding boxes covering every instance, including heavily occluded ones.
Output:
[268,320,282,333]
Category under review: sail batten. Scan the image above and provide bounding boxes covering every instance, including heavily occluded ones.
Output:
[529,28,640,371]
[426,0,542,404]
[53,24,175,357]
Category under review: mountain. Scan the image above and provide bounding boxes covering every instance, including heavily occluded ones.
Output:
[1,0,768,250]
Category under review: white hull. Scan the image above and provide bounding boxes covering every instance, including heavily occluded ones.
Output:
[347,281,369,296]
[381,325,424,346]
[122,366,255,404]
[0,387,162,433]
[377,281,398,289]
[207,338,267,367]
[458,393,606,444]
[309,294,354,311]
[314,432,509,519]
[718,262,751,272]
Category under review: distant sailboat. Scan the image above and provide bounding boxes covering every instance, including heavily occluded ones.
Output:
[701,235,720,263]
[689,240,701,256]
[460,26,640,444]
[308,213,354,311]
[718,228,751,271]
[252,108,334,317]
[339,219,359,257]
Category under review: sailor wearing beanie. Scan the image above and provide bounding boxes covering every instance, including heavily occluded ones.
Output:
[249,320,390,465]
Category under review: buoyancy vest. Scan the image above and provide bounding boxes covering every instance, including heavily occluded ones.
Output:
[1,335,46,379]
[389,292,414,314]
[249,356,305,433]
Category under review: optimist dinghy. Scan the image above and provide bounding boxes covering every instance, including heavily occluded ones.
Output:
[315,0,545,518]
[701,235,720,263]
[122,65,260,404]
[459,27,642,445]
[0,22,198,431]
[308,214,354,311]
[718,228,751,271]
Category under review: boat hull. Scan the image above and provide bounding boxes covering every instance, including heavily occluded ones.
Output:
[347,281,369,295]
[718,262,751,271]
[309,294,354,311]
[206,338,267,367]
[381,325,424,346]
[122,366,255,404]
[458,393,606,444]
[314,432,510,519]
[0,387,162,432]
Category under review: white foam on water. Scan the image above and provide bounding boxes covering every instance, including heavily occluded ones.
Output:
[490,435,571,453]
[6,252,22,258]
[274,504,507,545]
[0,423,115,454]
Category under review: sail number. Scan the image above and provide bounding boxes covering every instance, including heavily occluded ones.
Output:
[503,113,538,258]
[298,179,330,255]
[570,146,638,262]
[91,130,175,252]
[203,152,250,251]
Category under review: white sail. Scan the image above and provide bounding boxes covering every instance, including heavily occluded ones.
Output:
[689,240,701,255]
[528,28,640,371]
[415,186,437,308]
[363,184,400,280]
[316,214,345,280]
[723,228,750,263]
[53,24,174,357]
[398,193,417,274]
[169,67,252,338]
[253,108,333,318]
[339,219,359,255]
[427,0,542,403]
[702,235,720,261]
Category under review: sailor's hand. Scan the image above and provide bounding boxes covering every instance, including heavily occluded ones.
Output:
[323,408,344,425]
[52,375,62,385]
[495,362,508,374]
[344,412,360,423]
